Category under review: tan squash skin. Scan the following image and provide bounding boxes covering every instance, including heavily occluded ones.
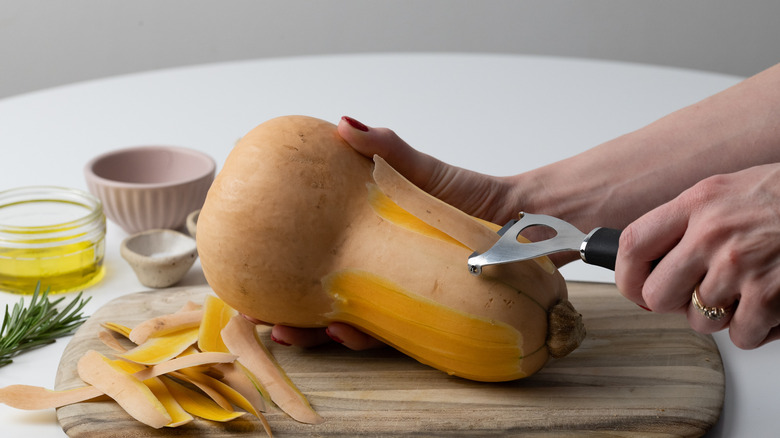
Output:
[198,116,581,381]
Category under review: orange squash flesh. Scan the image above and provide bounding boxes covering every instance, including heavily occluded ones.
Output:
[324,270,548,381]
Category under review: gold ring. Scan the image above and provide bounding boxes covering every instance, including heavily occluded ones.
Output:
[692,285,730,321]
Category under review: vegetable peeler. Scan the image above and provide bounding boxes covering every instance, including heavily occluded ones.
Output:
[467,212,622,275]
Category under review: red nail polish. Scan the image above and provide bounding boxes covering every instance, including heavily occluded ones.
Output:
[325,328,344,344]
[342,116,369,132]
[270,334,291,346]
[638,304,652,312]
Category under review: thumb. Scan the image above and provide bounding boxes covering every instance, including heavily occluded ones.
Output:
[338,116,443,192]
[338,116,514,223]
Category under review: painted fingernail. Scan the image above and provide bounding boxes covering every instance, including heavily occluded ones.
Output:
[342,116,369,132]
[270,334,291,346]
[638,304,652,312]
[325,327,344,344]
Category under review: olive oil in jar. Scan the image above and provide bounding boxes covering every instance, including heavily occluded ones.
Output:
[0,187,106,295]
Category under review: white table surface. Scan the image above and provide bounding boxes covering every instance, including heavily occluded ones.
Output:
[0,53,776,436]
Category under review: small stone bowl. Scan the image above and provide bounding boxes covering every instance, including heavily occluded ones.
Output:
[120,229,198,288]
[186,209,200,238]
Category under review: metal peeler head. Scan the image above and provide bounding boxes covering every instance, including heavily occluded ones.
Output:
[467,212,586,276]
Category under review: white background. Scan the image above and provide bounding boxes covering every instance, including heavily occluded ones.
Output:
[2,0,780,99]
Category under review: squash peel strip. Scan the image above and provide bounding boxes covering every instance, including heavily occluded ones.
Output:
[98,330,129,353]
[77,350,172,429]
[176,367,273,435]
[129,310,204,344]
[160,376,244,422]
[142,376,194,427]
[169,370,234,410]
[119,327,200,365]
[100,322,133,339]
[0,295,321,436]
[0,384,104,410]
[132,352,237,380]
[108,358,195,428]
[371,155,556,274]
[371,155,498,253]
[198,294,236,353]
[213,362,270,412]
[221,314,324,425]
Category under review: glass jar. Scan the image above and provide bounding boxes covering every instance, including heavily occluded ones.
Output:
[0,186,106,294]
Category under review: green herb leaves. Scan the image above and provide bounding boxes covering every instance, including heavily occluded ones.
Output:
[0,283,90,368]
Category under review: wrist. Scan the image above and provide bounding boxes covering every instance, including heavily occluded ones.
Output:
[507,156,622,233]
[508,130,665,233]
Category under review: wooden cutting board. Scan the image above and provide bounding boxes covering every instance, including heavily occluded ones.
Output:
[55,282,724,437]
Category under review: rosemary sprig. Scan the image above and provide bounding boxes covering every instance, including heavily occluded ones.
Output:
[0,283,91,368]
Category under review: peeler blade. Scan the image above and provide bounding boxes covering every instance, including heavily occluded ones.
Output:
[467,212,587,275]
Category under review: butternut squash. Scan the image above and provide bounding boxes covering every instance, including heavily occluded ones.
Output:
[197,115,585,382]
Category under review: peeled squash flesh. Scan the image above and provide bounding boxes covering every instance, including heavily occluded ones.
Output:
[197,115,585,382]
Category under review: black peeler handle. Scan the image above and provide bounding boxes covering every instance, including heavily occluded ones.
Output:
[581,227,622,271]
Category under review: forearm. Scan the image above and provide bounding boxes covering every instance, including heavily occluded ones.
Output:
[515,62,780,232]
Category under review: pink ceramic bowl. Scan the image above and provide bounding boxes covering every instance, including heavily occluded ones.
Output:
[84,146,216,234]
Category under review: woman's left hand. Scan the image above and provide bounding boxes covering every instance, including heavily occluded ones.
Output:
[615,163,780,349]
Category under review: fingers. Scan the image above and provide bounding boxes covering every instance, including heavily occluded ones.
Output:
[686,285,733,335]
[758,326,780,347]
[270,325,331,348]
[615,197,706,311]
[726,280,780,349]
[269,322,385,351]
[325,322,386,350]
[619,201,780,348]
[614,168,780,348]
[690,286,779,350]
